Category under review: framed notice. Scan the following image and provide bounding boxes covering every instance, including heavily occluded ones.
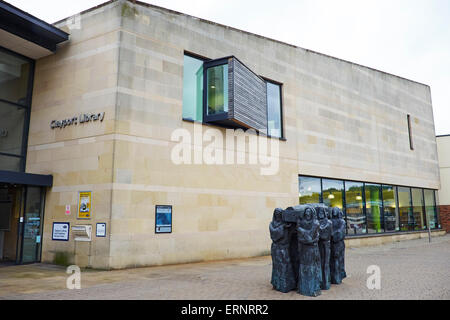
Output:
[96,223,106,237]
[78,191,91,219]
[52,222,70,241]
[155,205,172,234]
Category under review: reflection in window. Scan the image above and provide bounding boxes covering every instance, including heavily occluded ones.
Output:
[424,189,437,229]
[0,101,25,156]
[0,154,21,171]
[435,191,441,229]
[322,179,344,209]
[382,185,399,231]
[0,50,30,105]
[182,54,204,121]
[0,48,32,172]
[398,187,412,231]
[411,188,426,230]
[267,82,282,138]
[345,181,366,234]
[299,176,321,204]
[207,64,228,115]
[365,184,383,233]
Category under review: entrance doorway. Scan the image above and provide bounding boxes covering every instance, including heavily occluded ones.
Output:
[0,184,45,264]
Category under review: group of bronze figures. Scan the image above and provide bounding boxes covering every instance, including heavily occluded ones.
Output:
[269,204,346,297]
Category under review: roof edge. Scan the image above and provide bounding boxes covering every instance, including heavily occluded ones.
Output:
[53,0,430,88]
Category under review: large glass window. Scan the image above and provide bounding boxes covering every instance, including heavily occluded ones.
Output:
[206,64,228,115]
[0,101,26,156]
[398,187,413,231]
[266,81,282,138]
[322,179,344,209]
[182,54,204,122]
[0,48,33,172]
[424,189,437,229]
[299,176,321,204]
[345,181,366,235]
[435,191,441,229]
[298,176,439,235]
[411,188,426,230]
[365,183,383,233]
[382,185,399,232]
[0,50,30,105]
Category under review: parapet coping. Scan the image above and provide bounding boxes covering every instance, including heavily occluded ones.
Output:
[53,0,430,89]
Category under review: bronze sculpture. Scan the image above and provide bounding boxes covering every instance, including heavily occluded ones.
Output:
[269,208,297,292]
[296,206,322,297]
[270,204,346,296]
[330,207,347,284]
[316,204,332,290]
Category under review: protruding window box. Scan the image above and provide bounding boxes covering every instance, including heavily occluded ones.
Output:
[203,56,268,134]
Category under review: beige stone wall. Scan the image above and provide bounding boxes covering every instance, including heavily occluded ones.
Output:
[106,1,439,268]
[26,0,441,269]
[437,136,450,205]
[26,1,122,268]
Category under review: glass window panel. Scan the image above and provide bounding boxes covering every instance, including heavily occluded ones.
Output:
[398,187,413,231]
[267,82,282,138]
[21,187,44,263]
[424,189,437,229]
[0,154,22,171]
[382,185,399,232]
[0,50,30,105]
[322,179,344,209]
[0,101,26,156]
[365,183,383,233]
[299,176,321,204]
[182,55,204,121]
[411,188,426,230]
[207,64,228,115]
[345,181,366,234]
[435,191,441,229]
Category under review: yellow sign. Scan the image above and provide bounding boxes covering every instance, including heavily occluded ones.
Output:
[78,191,91,219]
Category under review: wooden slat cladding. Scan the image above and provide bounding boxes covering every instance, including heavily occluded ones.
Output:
[228,57,268,134]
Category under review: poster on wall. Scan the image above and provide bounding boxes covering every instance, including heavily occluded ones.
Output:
[96,223,106,237]
[155,205,172,234]
[52,222,70,241]
[78,191,91,219]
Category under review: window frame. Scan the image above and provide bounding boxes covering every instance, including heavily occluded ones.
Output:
[263,77,284,139]
[0,45,35,172]
[181,52,285,140]
[202,57,230,123]
[298,174,442,237]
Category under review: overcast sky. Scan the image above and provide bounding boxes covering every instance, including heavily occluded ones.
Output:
[8,0,450,135]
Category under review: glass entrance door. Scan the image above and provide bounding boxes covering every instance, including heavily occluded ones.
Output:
[20,186,44,263]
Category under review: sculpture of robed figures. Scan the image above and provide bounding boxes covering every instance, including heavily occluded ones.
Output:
[296,206,322,297]
[270,208,297,292]
[330,207,346,284]
[317,205,332,290]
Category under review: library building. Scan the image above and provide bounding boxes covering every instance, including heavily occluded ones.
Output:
[0,0,445,269]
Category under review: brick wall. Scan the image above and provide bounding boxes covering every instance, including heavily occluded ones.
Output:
[439,205,450,232]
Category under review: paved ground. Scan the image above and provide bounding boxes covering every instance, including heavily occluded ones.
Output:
[1,234,449,300]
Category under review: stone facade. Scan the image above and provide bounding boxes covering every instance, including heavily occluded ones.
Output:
[25,0,441,269]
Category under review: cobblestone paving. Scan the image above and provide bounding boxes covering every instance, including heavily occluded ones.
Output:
[1,235,449,300]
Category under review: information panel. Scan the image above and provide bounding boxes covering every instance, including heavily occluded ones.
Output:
[52,222,70,241]
[96,223,106,237]
[155,205,172,234]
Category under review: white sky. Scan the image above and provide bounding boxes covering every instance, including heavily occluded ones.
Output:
[8,0,450,135]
